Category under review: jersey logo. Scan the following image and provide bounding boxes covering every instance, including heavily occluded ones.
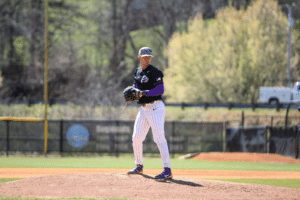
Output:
[141,75,149,83]
[156,77,162,82]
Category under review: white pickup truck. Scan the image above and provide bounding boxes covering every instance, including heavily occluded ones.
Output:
[258,82,300,104]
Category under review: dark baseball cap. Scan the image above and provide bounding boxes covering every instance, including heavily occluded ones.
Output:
[138,47,153,57]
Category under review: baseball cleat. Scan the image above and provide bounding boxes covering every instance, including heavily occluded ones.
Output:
[155,167,173,179]
[127,164,143,174]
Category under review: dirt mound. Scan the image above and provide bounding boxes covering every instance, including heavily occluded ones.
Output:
[193,152,300,163]
[2,168,300,179]
[1,173,299,200]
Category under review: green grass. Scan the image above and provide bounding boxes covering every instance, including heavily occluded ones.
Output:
[207,179,300,189]
[0,178,22,184]
[0,157,299,172]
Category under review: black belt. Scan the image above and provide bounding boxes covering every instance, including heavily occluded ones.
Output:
[140,100,159,107]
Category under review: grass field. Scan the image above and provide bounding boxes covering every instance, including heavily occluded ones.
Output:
[0,178,22,184]
[207,179,300,189]
[0,157,300,172]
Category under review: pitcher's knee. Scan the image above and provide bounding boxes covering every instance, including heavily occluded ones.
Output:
[153,137,167,144]
[132,136,145,144]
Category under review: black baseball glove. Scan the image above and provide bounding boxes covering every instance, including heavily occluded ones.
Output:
[123,86,146,102]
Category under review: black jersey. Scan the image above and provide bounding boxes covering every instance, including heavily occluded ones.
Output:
[133,64,164,104]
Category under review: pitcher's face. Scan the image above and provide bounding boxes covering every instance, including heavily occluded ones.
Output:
[138,56,152,70]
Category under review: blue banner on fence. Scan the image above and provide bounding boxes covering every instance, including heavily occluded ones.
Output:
[66,124,90,148]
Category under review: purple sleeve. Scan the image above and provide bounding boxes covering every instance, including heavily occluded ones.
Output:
[146,83,164,96]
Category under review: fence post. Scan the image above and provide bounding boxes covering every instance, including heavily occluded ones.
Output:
[295,126,298,159]
[184,135,188,154]
[59,119,64,156]
[270,116,273,127]
[6,121,9,157]
[109,133,114,156]
[115,120,119,158]
[276,103,280,112]
[115,133,119,158]
[204,103,209,110]
[241,111,244,126]
[264,126,268,153]
[171,121,175,158]
[181,102,186,110]
[267,127,270,154]
[223,121,229,152]
[251,103,256,111]
[285,103,292,127]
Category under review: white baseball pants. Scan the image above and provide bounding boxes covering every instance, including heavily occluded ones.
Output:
[132,100,171,168]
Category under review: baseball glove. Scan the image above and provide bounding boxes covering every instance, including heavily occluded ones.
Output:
[123,86,146,102]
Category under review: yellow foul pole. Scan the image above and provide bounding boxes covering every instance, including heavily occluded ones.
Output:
[44,0,49,155]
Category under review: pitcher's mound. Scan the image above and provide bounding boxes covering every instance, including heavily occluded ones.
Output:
[0,173,299,200]
[192,152,300,163]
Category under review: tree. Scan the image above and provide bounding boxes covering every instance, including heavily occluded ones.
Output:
[0,0,87,102]
[164,0,300,103]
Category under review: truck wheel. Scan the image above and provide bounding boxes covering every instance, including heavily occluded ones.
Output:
[269,99,279,105]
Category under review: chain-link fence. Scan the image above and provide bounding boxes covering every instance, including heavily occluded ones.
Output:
[225,125,300,159]
[0,120,224,157]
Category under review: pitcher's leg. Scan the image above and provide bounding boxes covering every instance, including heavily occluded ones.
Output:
[132,107,150,165]
[156,141,171,168]
[148,102,171,168]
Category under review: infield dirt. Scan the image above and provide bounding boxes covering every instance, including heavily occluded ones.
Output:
[0,153,299,200]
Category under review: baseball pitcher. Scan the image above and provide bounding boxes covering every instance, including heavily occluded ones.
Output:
[123,47,172,179]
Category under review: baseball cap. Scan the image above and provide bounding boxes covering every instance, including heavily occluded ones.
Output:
[138,47,153,57]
